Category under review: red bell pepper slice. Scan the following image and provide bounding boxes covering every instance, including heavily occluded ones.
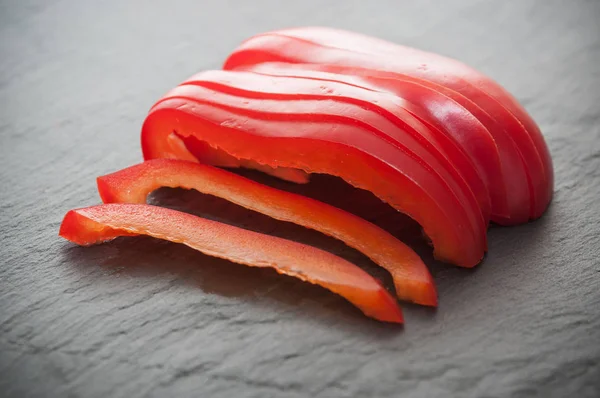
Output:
[97,159,437,306]
[141,72,486,267]
[238,62,505,222]
[176,70,489,228]
[272,27,554,206]
[59,203,404,323]
[223,27,554,223]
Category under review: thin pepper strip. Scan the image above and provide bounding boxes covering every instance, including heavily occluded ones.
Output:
[141,74,486,267]
[97,159,437,306]
[223,27,553,222]
[59,203,404,323]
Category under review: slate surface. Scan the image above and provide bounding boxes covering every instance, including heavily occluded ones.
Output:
[1,0,599,397]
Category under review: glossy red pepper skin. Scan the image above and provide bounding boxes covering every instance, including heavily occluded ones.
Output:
[97,159,437,306]
[59,203,404,323]
[240,62,504,221]
[223,27,554,223]
[141,71,486,267]
[176,70,489,230]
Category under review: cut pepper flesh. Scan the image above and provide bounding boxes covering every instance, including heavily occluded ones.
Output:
[223,27,553,222]
[142,78,486,266]
[59,203,404,323]
[97,159,437,306]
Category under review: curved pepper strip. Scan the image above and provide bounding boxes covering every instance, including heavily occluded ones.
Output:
[239,62,504,221]
[59,203,404,323]
[177,70,489,231]
[97,159,437,306]
[223,27,554,222]
[141,76,486,267]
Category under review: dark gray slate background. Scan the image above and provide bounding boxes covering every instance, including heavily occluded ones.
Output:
[1,0,599,397]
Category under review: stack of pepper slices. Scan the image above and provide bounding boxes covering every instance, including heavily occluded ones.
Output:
[59,27,554,323]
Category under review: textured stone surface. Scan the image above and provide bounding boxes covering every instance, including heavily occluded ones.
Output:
[1,0,599,397]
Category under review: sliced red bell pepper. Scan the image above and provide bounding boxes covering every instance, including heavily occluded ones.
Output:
[219,65,494,223]
[238,62,505,221]
[223,27,554,223]
[175,70,489,229]
[272,27,554,207]
[97,159,437,306]
[141,72,487,267]
[59,203,404,323]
